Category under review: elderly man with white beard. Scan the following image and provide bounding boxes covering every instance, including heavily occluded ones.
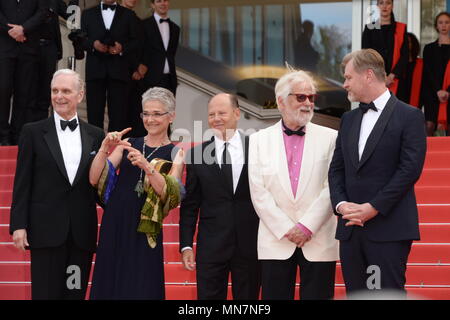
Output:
[248,69,339,300]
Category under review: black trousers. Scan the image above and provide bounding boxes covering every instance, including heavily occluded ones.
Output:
[155,74,176,96]
[339,226,412,299]
[0,55,38,143]
[261,248,336,300]
[125,79,146,138]
[86,78,128,132]
[30,232,93,300]
[29,41,58,123]
[196,251,261,300]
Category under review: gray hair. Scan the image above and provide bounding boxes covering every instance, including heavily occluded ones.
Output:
[141,87,176,113]
[51,69,85,92]
[275,69,317,105]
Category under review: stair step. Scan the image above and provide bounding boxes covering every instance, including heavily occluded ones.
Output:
[415,186,450,204]
[0,160,16,175]
[1,282,449,300]
[427,137,450,152]
[2,262,450,287]
[417,169,450,187]
[0,147,17,160]
[424,152,450,169]
[2,223,450,244]
[0,242,448,264]
[2,205,449,224]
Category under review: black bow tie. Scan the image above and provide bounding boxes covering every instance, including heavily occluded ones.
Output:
[60,119,78,131]
[283,125,305,136]
[359,102,377,114]
[159,18,170,23]
[102,3,116,11]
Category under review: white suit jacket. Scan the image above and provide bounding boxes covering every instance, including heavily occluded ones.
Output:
[248,120,339,261]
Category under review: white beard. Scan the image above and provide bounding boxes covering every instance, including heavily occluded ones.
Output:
[284,107,314,128]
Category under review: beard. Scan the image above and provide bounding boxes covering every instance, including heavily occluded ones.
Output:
[284,107,314,128]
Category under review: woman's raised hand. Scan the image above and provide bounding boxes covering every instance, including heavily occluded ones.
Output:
[101,128,132,152]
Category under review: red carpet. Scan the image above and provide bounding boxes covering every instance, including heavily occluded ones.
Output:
[1,137,450,300]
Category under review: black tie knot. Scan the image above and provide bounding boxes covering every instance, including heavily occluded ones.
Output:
[60,119,78,131]
[159,18,170,23]
[102,3,116,11]
[359,102,377,114]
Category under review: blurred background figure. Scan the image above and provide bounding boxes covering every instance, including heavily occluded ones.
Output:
[422,11,450,136]
[29,0,80,123]
[80,0,139,132]
[120,0,147,138]
[0,0,45,146]
[141,0,180,96]
[362,0,408,96]
[397,32,423,108]
[294,20,319,73]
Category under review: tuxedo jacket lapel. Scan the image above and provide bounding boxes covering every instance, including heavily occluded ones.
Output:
[234,133,248,196]
[295,123,314,201]
[109,5,124,33]
[43,117,70,183]
[348,110,363,170]
[358,95,397,170]
[72,120,94,187]
[95,5,107,32]
[273,122,295,201]
[150,15,166,52]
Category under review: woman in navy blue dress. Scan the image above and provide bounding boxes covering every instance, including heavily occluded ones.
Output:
[88,87,184,299]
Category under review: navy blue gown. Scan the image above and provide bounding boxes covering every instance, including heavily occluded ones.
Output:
[90,137,176,300]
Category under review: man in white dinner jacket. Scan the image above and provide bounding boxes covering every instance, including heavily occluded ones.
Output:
[248,69,339,300]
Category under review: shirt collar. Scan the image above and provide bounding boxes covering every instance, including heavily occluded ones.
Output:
[214,130,241,150]
[154,13,169,22]
[372,89,391,112]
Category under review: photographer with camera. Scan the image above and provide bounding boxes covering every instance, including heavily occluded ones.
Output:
[80,0,140,132]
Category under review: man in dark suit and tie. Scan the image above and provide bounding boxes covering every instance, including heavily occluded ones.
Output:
[10,69,104,300]
[0,0,45,146]
[328,49,427,298]
[80,0,139,132]
[179,93,260,300]
[30,0,79,122]
[141,0,180,96]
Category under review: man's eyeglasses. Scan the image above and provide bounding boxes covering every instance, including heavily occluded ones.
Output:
[140,111,169,119]
[288,93,318,103]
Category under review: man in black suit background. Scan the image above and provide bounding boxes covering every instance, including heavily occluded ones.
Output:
[179,93,260,300]
[0,0,45,146]
[30,0,80,123]
[80,0,139,132]
[141,0,179,96]
[328,49,427,298]
[10,69,104,300]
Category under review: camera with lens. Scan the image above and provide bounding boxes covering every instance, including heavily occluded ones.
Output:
[68,29,87,60]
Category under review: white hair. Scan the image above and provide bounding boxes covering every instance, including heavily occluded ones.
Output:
[275,69,317,105]
[141,87,176,113]
[51,69,85,92]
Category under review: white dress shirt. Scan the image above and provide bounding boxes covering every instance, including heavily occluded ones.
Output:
[101,1,117,30]
[154,13,170,74]
[358,89,391,160]
[214,130,244,194]
[54,112,82,185]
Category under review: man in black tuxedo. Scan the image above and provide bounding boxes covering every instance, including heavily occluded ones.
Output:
[30,0,79,123]
[141,0,180,96]
[0,0,45,146]
[10,69,104,300]
[80,0,139,132]
[328,49,427,298]
[180,93,260,300]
